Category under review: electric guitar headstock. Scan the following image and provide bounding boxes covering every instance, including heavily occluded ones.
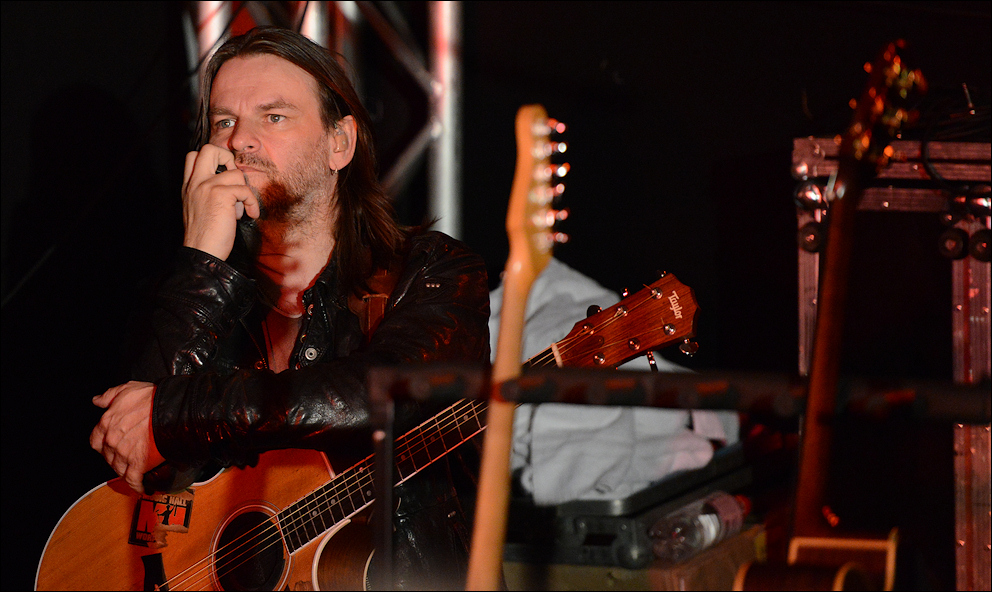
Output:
[505,105,569,288]
[492,104,569,381]
[829,39,927,202]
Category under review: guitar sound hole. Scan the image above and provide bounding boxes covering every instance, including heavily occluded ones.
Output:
[215,511,285,591]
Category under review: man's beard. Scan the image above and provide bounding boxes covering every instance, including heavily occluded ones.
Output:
[257,180,303,222]
[236,146,333,224]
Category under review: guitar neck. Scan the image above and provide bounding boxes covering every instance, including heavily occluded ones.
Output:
[275,295,646,555]
[276,270,699,575]
[793,167,860,538]
[278,322,584,554]
[277,398,488,553]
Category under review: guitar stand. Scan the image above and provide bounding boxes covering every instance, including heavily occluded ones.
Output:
[370,388,394,592]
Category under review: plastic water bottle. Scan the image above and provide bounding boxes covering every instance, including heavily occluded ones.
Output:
[648,491,751,564]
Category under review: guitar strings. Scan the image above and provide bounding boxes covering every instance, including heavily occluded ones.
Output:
[168,400,484,589]
[162,397,488,590]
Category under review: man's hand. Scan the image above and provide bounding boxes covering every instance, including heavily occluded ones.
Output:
[90,381,166,493]
[182,144,261,260]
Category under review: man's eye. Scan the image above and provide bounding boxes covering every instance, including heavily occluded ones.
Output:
[268,114,285,123]
[214,119,234,129]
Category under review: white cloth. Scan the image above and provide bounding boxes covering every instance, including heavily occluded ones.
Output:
[489,258,739,505]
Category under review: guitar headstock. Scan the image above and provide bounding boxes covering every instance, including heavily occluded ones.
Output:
[505,104,569,286]
[553,272,699,369]
[492,105,569,382]
[832,40,926,197]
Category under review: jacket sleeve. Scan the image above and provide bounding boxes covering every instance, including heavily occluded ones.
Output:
[128,247,256,380]
[149,235,491,470]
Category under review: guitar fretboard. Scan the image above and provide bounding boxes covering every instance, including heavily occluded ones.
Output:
[277,398,487,553]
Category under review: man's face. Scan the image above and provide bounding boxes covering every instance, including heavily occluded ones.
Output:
[207,54,335,222]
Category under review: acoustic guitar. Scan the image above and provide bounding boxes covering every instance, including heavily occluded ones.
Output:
[34,275,697,591]
[735,40,925,591]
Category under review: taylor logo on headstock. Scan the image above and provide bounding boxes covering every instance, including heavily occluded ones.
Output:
[667,291,684,319]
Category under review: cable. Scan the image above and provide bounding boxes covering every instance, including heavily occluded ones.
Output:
[917,84,992,220]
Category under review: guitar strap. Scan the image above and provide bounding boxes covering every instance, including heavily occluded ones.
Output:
[348,265,399,341]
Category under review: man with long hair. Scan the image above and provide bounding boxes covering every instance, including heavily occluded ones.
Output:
[89,26,490,589]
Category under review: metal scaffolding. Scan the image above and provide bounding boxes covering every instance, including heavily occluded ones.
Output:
[185,0,463,238]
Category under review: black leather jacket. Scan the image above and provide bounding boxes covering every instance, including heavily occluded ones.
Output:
[128,230,491,589]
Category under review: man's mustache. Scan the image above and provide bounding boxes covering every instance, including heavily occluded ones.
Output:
[235,153,276,171]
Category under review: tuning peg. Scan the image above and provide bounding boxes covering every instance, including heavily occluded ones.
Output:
[646,351,659,373]
[534,184,565,206]
[537,163,569,182]
[547,162,570,179]
[552,231,569,244]
[533,208,569,230]
[534,141,568,159]
[621,288,630,298]
[680,339,699,356]
[537,141,568,157]
[546,118,566,134]
[537,183,566,204]
[586,305,602,317]
[544,208,569,225]
[535,118,567,137]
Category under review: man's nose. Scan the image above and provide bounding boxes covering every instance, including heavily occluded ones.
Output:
[228,122,258,152]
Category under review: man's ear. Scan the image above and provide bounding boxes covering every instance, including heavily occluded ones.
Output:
[329,115,357,172]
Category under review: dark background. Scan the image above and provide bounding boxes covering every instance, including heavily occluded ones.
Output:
[2,2,989,590]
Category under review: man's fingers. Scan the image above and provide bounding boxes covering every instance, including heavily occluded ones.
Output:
[183,151,198,189]
[211,145,237,172]
[227,186,259,220]
[124,467,145,493]
[186,145,237,192]
[242,193,261,219]
[203,144,237,181]
[92,384,122,408]
[89,423,106,452]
